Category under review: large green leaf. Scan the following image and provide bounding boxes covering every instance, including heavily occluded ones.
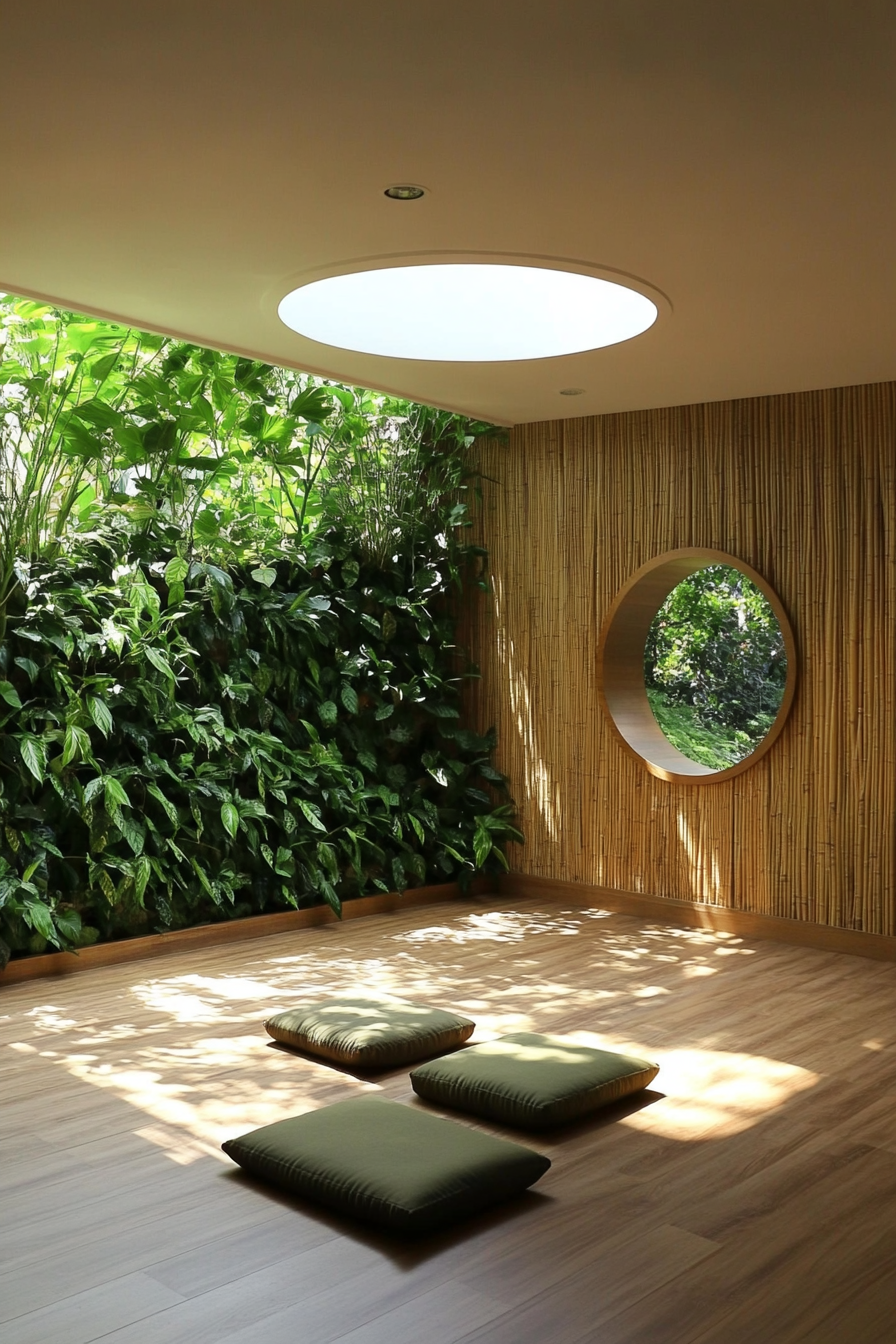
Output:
[24,899,56,943]
[104,776,131,810]
[90,351,119,382]
[14,658,40,682]
[19,735,47,782]
[145,647,175,681]
[0,680,22,709]
[87,695,114,737]
[298,800,327,832]
[62,723,92,766]
[251,567,277,588]
[164,557,189,585]
[146,782,179,826]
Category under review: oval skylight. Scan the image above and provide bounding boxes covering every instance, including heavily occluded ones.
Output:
[277,264,658,362]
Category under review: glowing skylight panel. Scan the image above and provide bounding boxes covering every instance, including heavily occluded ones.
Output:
[278,264,657,362]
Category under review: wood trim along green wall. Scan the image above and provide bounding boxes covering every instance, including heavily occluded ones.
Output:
[0,878,496,985]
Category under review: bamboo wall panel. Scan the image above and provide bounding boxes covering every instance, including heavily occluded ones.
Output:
[465,382,896,935]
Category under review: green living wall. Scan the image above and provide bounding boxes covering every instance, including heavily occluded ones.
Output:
[0,298,518,966]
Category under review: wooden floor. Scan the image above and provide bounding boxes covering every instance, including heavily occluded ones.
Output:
[3,894,896,1343]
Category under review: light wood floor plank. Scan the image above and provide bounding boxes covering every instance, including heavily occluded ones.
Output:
[3,894,896,1342]
[0,1271,185,1344]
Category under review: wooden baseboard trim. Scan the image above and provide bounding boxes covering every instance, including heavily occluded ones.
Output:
[0,878,497,986]
[499,874,896,963]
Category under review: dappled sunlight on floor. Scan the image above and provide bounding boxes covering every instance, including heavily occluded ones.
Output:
[1,901,835,1164]
[393,908,592,943]
[620,1048,819,1140]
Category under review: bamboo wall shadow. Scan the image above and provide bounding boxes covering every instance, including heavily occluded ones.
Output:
[464,382,896,935]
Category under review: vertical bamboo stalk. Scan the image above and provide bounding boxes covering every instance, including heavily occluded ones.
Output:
[466,382,896,937]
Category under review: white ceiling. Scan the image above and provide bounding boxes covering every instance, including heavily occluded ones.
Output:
[3,1,895,425]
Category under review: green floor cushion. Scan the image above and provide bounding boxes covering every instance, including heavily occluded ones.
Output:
[222,1095,550,1233]
[410,1032,659,1129]
[264,996,475,1069]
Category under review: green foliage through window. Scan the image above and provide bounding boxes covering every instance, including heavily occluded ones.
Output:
[644,565,787,768]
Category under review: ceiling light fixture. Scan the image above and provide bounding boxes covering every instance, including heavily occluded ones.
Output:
[278,264,658,362]
[560,387,585,396]
[384,184,425,200]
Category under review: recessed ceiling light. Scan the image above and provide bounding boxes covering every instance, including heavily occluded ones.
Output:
[560,387,585,396]
[384,184,425,200]
[277,264,658,362]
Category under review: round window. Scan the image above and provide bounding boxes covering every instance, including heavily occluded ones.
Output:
[598,549,797,782]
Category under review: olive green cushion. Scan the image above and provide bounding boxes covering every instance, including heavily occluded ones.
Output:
[410,1032,659,1130]
[222,1095,550,1232]
[264,996,475,1069]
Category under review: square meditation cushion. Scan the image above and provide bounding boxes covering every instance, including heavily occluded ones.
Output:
[222,1095,550,1232]
[264,996,475,1069]
[410,1032,659,1129]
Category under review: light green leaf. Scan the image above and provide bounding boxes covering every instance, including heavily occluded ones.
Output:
[441,843,469,865]
[274,846,295,877]
[54,909,83,944]
[134,856,152,906]
[250,567,277,588]
[87,695,114,737]
[89,351,119,382]
[24,900,55,942]
[220,801,239,838]
[320,879,342,918]
[298,799,327,832]
[62,723,92,766]
[146,782,179,826]
[191,857,214,895]
[119,815,146,856]
[164,556,189,585]
[19,736,46,782]
[316,841,339,883]
[104,776,131,810]
[145,646,175,680]
[473,824,492,869]
[0,680,22,709]
[409,814,426,844]
[289,387,335,421]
